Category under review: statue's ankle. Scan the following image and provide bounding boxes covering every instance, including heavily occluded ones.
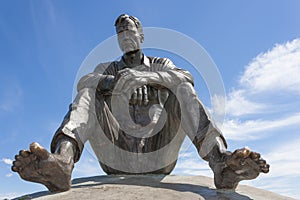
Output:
[206,146,240,190]
[207,145,225,168]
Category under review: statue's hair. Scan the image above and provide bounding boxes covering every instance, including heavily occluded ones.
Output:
[114,14,143,35]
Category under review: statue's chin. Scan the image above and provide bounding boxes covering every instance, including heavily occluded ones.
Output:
[125,49,140,55]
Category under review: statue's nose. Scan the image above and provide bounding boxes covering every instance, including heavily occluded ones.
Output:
[120,31,132,39]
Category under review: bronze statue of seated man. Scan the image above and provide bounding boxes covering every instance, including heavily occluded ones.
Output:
[12,14,269,192]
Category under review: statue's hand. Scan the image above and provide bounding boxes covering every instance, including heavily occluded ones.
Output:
[210,147,270,190]
[115,68,149,84]
[129,85,149,106]
[114,68,151,104]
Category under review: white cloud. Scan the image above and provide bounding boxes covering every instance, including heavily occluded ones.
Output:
[5,173,13,178]
[1,158,13,165]
[264,138,300,177]
[225,90,266,117]
[221,112,300,140]
[178,151,195,158]
[240,38,300,94]
[173,145,213,177]
[219,38,300,142]
[225,38,300,118]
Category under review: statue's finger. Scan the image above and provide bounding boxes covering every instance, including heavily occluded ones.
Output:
[119,77,147,101]
[116,68,130,79]
[130,90,138,105]
[143,85,149,106]
[137,87,143,105]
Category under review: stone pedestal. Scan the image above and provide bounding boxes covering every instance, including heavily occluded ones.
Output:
[16,175,294,200]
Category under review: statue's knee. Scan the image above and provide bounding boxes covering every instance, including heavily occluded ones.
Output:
[77,87,93,94]
[77,88,98,99]
[73,88,98,107]
[176,82,196,97]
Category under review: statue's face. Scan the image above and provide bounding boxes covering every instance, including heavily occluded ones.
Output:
[116,20,143,53]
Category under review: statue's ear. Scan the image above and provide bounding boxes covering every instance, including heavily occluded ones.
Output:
[140,34,144,43]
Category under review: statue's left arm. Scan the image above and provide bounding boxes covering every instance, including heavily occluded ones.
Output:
[113,58,194,92]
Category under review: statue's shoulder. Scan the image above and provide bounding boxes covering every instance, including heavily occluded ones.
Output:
[94,61,118,73]
[148,56,174,66]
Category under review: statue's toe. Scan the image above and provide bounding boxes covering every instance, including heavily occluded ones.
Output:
[30,142,49,160]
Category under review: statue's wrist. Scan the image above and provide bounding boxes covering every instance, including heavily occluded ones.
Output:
[97,75,115,93]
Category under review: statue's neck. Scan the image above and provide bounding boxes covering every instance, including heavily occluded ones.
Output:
[123,49,143,68]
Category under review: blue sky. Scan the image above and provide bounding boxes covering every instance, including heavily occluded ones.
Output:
[1,1,300,199]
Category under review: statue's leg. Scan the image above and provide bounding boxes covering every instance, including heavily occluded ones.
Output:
[12,88,98,192]
[174,82,269,189]
[88,93,130,174]
[89,91,186,175]
[87,93,159,174]
[174,82,227,158]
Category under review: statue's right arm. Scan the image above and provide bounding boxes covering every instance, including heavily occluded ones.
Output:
[77,72,102,91]
[76,63,116,92]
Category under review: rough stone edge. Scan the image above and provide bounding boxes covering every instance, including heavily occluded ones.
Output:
[13,175,295,200]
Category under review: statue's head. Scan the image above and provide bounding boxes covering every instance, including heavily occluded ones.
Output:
[115,14,144,53]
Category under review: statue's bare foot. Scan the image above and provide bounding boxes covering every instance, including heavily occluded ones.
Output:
[210,147,270,190]
[12,142,74,192]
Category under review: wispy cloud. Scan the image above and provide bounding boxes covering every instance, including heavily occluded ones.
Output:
[173,146,213,177]
[225,90,267,117]
[1,158,13,165]
[43,0,57,25]
[225,38,300,118]
[264,138,300,177]
[219,38,300,142]
[240,38,300,94]
[222,112,300,140]
[29,0,57,29]
[0,158,14,178]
